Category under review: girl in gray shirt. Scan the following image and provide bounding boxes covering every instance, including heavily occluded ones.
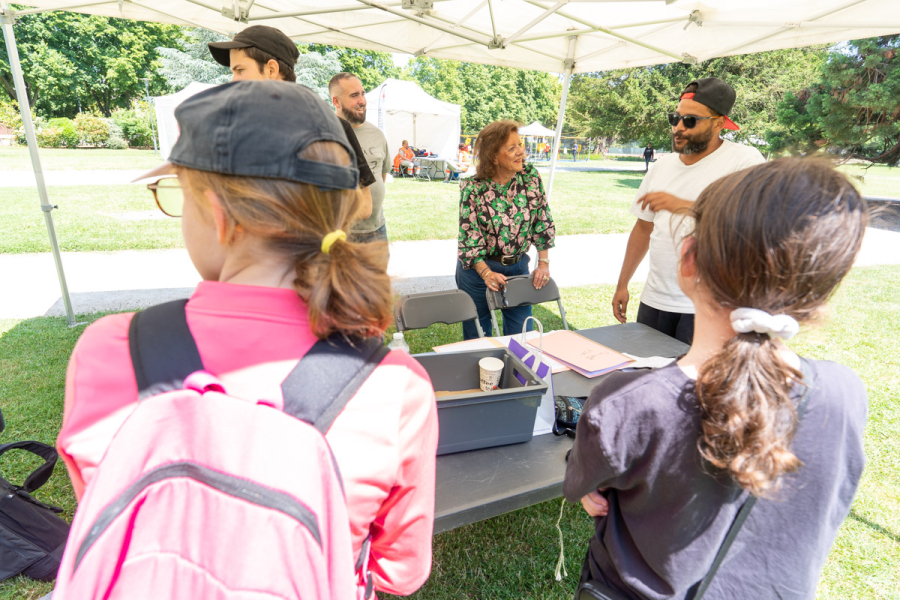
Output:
[564,158,868,600]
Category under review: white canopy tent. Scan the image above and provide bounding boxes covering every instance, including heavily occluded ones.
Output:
[366,78,461,159]
[519,121,555,137]
[154,81,218,159]
[3,0,900,323]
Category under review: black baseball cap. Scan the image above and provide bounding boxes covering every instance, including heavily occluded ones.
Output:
[135,81,359,190]
[680,78,739,130]
[208,25,300,68]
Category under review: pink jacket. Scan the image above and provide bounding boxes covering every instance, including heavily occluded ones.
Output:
[58,281,439,596]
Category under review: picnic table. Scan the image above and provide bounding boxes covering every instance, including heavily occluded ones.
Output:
[433,322,690,533]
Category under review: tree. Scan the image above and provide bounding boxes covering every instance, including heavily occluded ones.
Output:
[157,29,232,89]
[405,56,561,133]
[566,47,826,150]
[155,32,341,101]
[294,51,342,101]
[306,44,399,91]
[767,35,900,166]
[0,9,183,117]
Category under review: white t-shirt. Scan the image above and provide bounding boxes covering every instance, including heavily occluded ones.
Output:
[629,139,766,313]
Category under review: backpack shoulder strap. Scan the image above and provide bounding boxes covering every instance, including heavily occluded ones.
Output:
[0,440,59,493]
[281,336,390,433]
[128,299,204,400]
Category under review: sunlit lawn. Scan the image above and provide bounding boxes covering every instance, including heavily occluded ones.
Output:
[0,171,644,253]
[0,146,163,171]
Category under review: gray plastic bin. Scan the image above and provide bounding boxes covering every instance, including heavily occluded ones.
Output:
[414,348,548,455]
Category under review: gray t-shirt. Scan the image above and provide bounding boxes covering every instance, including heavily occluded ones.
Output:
[351,121,390,234]
[563,360,867,600]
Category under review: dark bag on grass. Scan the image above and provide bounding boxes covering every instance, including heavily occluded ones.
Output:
[0,433,70,583]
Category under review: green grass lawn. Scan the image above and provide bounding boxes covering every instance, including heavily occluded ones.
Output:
[0,147,164,171]
[838,163,900,199]
[0,171,643,253]
[1,148,896,254]
[1,266,898,599]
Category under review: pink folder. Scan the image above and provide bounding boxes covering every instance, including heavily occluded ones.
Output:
[527,330,632,378]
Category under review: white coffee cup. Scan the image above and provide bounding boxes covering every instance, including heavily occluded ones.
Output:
[478,357,504,392]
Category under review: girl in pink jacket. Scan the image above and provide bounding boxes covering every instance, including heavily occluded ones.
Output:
[58,81,438,597]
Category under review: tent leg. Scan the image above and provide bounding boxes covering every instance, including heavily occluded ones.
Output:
[1,4,77,326]
[547,36,577,201]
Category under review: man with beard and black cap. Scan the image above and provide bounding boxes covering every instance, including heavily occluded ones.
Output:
[611,78,765,344]
[208,26,377,219]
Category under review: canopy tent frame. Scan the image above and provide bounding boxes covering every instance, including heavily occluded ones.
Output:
[1,1,76,325]
[4,0,900,321]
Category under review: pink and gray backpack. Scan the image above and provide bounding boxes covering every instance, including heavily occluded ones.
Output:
[53,300,387,599]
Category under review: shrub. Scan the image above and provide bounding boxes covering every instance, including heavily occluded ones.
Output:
[74,113,109,147]
[46,117,80,148]
[104,119,128,149]
[37,126,65,148]
[110,106,154,147]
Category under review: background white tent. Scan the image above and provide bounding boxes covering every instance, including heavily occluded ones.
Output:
[366,78,461,160]
[154,81,217,160]
[3,0,900,323]
[519,121,555,137]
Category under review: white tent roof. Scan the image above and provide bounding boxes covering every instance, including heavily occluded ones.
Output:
[367,78,459,117]
[366,78,461,158]
[7,0,900,74]
[519,121,555,137]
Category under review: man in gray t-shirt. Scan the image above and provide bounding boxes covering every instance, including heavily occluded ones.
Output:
[329,72,391,243]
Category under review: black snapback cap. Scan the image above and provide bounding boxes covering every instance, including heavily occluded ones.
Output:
[136,81,359,191]
[681,77,740,130]
[208,25,300,68]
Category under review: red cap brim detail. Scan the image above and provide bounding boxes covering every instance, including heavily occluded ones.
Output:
[723,116,740,130]
[681,92,695,99]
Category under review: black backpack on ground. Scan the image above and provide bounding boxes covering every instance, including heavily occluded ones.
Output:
[0,408,70,583]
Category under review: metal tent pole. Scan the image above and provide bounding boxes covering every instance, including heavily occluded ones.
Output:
[547,35,577,201]
[1,2,76,325]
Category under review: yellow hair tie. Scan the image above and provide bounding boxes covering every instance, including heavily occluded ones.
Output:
[321,229,347,254]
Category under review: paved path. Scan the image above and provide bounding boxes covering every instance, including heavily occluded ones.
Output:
[3,228,899,320]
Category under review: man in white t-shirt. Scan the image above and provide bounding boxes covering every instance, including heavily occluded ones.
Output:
[612,78,765,344]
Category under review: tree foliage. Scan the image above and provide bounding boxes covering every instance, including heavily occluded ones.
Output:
[306,44,400,92]
[0,8,183,117]
[567,47,826,150]
[405,56,561,133]
[155,33,343,101]
[767,35,900,166]
[156,29,232,89]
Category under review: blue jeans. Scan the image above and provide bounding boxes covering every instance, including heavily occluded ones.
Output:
[456,255,532,340]
[350,224,388,244]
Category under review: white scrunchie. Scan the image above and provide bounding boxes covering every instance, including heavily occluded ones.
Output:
[730,308,800,340]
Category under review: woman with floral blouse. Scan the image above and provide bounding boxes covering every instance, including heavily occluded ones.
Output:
[456,120,556,340]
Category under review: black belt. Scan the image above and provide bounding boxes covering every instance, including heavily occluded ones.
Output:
[485,253,522,266]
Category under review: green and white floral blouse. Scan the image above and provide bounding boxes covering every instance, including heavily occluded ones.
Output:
[457,163,556,269]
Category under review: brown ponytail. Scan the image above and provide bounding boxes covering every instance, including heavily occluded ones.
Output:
[179,141,392,339]
[688,158,867,497]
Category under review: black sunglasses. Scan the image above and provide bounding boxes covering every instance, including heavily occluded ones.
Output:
[667,113,716,129]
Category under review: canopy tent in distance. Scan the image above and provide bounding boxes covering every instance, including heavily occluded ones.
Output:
[154,81,217,160]
[366,78,461,161]
[3,0,900,324]
[519,121,556,138]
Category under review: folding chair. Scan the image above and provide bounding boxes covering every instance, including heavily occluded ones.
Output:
[485,273,569,337]
[394,289,485,338]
